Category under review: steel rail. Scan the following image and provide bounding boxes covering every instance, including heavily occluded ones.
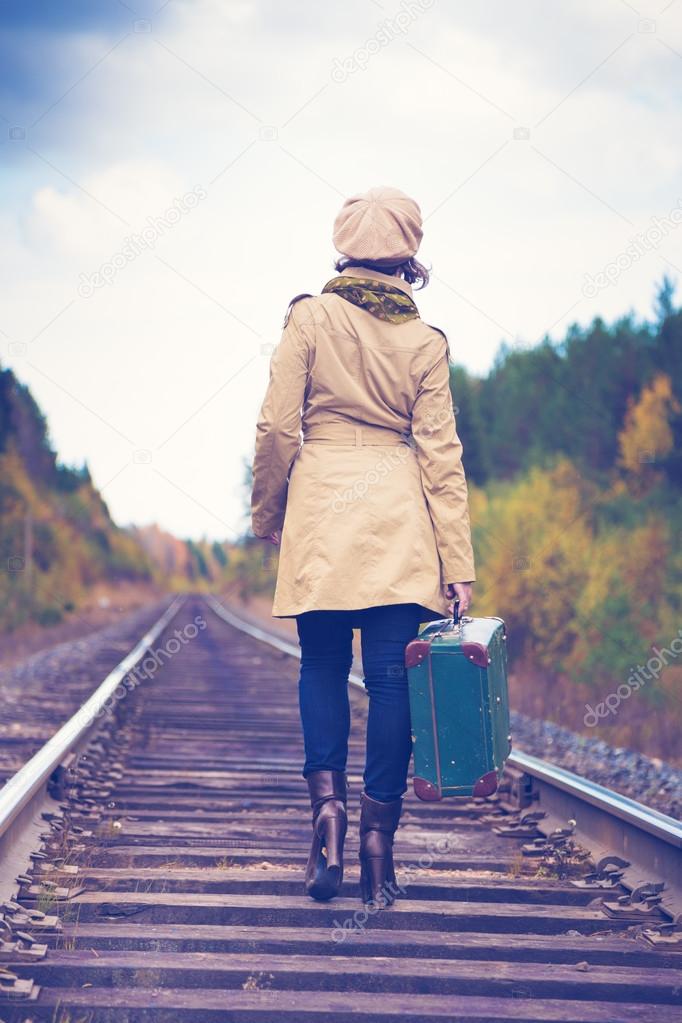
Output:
[206,594,682,922]
[0,595,186,853]
[506,749,682,847]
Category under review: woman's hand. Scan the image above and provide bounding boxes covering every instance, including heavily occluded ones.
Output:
[446,581,473,614]
[265,530,281,546]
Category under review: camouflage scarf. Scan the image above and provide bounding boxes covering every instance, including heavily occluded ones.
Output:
[321,275,419,323]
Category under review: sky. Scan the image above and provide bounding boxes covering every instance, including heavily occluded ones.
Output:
[1,0,681,541]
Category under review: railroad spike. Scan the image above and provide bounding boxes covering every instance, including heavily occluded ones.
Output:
[641,922,682,947]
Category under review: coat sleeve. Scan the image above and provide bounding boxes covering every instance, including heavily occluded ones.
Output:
[410,342,476,582]
[250,303,311,537]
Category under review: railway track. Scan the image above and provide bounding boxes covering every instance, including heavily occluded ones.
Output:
[0,600,174,788]
[0,593,681,1022]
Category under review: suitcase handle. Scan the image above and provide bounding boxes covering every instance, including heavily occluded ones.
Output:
[452,596,473,629]
[430,594,470,640]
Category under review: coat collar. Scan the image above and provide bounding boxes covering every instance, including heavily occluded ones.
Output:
[335,264,414,299]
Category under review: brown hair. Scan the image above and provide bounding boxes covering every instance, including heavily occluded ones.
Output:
[333,255,430,289]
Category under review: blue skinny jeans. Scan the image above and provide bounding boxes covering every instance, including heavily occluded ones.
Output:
[296,603,424,803]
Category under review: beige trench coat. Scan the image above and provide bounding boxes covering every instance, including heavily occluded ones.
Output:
[251,266,476,620]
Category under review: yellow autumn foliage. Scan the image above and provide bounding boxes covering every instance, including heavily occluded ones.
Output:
[470,458,596,667]
[0,444,151,628]
[618,373,680,487]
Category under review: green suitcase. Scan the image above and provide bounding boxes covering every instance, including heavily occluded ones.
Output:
[405,606,511,800]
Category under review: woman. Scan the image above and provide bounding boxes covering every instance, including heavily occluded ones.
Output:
[251,186,476,908]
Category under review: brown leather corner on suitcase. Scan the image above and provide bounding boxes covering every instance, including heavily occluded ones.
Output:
[413,777,442,801]
[405,638,431,669]
[472,770,499,797]
[460,641,490,668]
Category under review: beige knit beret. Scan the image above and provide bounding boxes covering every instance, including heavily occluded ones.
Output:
[332,186,423,264]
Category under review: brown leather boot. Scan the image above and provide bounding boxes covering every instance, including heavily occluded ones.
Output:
[359,792,403,907]
[304,770,348,901]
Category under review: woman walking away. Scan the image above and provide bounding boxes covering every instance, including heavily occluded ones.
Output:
[250,186,476,907]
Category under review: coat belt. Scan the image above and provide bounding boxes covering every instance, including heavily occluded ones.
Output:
[302,423,411,446]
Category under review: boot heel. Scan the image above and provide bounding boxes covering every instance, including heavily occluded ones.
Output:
[306,813,345,901]
[359,860,371,904]
[360,856,396,906]
[321,813,346,871]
